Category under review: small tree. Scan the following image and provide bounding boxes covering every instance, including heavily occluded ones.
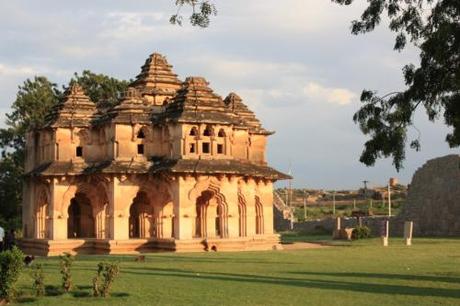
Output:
[352,225,372,240]
[0,246,24,302]
[30,263,45,297]
[92,262,120,297]
[59,253,74,292]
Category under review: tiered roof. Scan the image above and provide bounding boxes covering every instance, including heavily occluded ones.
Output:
[224,93,272,135]
[105,87,152,124]
[131,53,182,101]
[152,77,238,125]
[44,84,96,128]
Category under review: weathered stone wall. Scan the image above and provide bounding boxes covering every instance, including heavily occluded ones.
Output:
[401,154,460,236]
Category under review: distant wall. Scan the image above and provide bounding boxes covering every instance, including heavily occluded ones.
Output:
[401,154,460,236]
[273,207,407,236]
[288,216,403,236]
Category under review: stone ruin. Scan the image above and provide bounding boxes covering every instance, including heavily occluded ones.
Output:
[401,154,460,236]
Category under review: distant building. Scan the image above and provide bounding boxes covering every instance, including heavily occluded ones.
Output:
[21,53,289,256]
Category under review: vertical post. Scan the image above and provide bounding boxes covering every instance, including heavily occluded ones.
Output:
[353,199,356,210]
[388,183,392,217]
[370,199,373,209]
[332,191,336,216]
[404,221,413,246]
[303,191,307,220]
[381,220,389,247]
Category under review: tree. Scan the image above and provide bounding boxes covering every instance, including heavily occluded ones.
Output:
[170,0,217,28]
[0,77,60,230]
[331,0,460,170]
[0,73,128,229]
[71,70,129,110]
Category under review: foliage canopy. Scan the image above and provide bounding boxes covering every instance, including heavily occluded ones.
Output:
[332,0,460,169]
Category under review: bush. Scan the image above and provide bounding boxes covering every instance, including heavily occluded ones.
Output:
[59,253,74,292]
[0,246,24,302]
[30,263,45,297]
[352,226,371,239]
[92,262,120,297]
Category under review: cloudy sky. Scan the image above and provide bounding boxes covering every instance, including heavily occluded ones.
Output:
[0,0,456,189]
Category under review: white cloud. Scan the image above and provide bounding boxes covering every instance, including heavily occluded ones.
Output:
[303,82,356,106]
[0,63,37,76]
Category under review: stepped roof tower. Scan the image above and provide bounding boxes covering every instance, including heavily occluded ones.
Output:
[44,84,96,128]
[224,92,272,135]
[131,53,182,106]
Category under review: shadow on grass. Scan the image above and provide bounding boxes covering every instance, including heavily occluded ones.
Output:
[45,285,64,296]
[16,297,37,304]
[146,255,298,265]
[71,291,91,298]
[76,285,93,290]
[289,271,460,285]
[111,292,130,297]
[122,267,460,299]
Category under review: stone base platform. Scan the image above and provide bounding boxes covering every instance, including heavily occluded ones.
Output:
[19,235,282,256]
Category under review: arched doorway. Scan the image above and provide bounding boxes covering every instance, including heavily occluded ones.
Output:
[238,203,247,237]
[195,190,227,238]
[67,193,95,238]
[129,192,152,239]
[255,197,264,235]
[35,189,49,239]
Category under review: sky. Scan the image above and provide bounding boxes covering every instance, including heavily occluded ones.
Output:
[0,0,457,189]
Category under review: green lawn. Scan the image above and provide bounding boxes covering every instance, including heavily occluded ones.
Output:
[12,237,460,305]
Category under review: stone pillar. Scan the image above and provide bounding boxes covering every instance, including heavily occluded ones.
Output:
[262,181,275,235]
[220,176,239,238]
[173,176,194,240]
[50,179,73,240]
[112,176,137,240]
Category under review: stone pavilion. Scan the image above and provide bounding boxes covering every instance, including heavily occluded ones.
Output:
[20,52,289,255]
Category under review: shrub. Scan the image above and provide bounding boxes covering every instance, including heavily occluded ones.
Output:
[92,262,120,297]
[59,253,74,292]
[0,246,24,302]
[30,263,45,297]
[352,226,371,239]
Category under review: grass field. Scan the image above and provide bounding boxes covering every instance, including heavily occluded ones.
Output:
[12,237,460,305]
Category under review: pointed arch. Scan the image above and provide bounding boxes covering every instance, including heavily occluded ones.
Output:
[129,191,153,238]
[35,185,50,239]
[61,180,109,239]
[255,196,264,235]
[194,186,228,238]
[203,125,213,136]
[238,191,247,237]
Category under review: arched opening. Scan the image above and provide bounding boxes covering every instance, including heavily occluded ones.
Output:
[195,191,211,238]
[189,127,198,136]
[137,129,145,139]
[255,197,264,235]
[203,126,213,136]
[215,204,223,238]
[35,191,49,239]
[218,129,225,137]
[129,192,152,239]
[195,189,227,238]
[67,193,95,238]
[238,198,247,237]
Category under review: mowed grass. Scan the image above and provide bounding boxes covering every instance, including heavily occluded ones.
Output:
[13,237,460,306]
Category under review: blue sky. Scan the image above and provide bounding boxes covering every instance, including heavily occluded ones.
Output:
[0,0,456,189]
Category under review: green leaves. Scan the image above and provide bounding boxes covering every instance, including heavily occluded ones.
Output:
[170,0,217,28]
[0,247,24,302]
[71,71,129,110]
[0,72,128,228]
[335,0,460,169]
